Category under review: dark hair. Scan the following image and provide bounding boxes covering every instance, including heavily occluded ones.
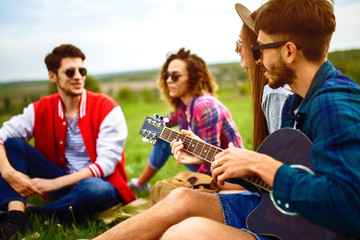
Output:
[255,0,335,62]
[44,44,85,72]
[157,48,218,109]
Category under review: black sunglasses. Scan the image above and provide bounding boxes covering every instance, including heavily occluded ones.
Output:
[235,39,242,54]
[56,67,87,78]
[162,71,182,82]
[251,41,303,61]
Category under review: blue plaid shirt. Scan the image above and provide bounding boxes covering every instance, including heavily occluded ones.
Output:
[274,60,360,237]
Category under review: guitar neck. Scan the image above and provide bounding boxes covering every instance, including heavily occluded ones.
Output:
[160,127,272,191]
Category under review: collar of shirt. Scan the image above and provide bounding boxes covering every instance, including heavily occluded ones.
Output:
[282,60,336,129]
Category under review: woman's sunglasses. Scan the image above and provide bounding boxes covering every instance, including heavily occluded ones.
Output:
[162,71,181,82]
[251,41,303,61]
[57,67,87,78]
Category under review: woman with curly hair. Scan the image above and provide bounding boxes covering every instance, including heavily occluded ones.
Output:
[129,48,244,191]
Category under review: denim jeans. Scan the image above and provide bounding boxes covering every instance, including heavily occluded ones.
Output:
[217,191,274,240]
[0,138,121,221]
[148,140,198,172]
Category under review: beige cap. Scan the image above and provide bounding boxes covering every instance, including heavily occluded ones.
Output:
[235,3,268,34]
[235,3,256,33]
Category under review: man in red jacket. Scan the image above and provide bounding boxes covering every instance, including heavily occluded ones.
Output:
[0,44,135,238]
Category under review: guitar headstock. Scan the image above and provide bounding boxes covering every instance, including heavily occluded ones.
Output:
[139,115,167,145]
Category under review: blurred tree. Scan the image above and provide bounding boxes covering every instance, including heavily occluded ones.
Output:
[107,89,115,98]
[117,87,138,103]
[4,96,11,112]
[329,49,360,85]
[140,88,159,103]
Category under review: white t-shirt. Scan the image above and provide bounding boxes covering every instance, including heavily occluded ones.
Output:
[261,84,293,133]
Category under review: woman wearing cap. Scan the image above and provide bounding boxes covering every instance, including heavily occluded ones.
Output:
[129,48,244,192]
[235,3,293,151]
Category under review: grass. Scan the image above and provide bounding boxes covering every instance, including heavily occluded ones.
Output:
[1,89,252,239]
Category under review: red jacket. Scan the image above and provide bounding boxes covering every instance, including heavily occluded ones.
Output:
[32,90,135,204]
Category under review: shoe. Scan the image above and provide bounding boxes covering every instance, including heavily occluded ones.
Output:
[0,212,6,223]
[128,178,150,192]
[0,219,32,239]
[0,204,6,222]
[26,206,42,216]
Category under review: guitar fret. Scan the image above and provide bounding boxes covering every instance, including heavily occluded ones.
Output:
[255,177,261,186]
[171,130,176,141]
[203,144,210,160]
[192,140,200,155]
[208,146,220,162]
[200,143,208,159]
[186,138,196,152]
[199,142,205,158]
[162,128,171,142]
[178,133,186,142]
[182,136,191,151]
[260,181,267,190]
[167,129,178,142]
[194,141,204,157]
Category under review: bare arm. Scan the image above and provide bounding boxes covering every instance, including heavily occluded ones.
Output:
[30,167,93,193]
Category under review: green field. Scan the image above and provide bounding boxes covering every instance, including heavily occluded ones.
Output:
[0,89,252,240]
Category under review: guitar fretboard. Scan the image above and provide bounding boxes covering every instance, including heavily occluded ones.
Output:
[159,126,272,191]
[161,127,222,163]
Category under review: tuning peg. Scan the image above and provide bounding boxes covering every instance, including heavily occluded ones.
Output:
[142,137,153,143]
[162,117,169,124]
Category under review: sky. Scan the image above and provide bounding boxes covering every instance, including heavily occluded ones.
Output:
[0,0,359,83]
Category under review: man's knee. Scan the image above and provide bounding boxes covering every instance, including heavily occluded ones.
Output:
[166,187,196,203]
[163,187,202,212]
[74,178,113,197]
[3,138,28,166]
[4,138,25,150]
[161,217,203,240]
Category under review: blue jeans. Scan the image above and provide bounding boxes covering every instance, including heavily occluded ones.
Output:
[148,140,198,172]
[217,191,274,240]
[0,138,121,221]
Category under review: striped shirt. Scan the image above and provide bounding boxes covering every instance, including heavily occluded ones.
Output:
[65,113,91,173]
[275,60,360,236]
[166,95,243,173]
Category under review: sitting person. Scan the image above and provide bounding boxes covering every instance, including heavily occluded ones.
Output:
[129,48,243,191]
[0,44,135,239]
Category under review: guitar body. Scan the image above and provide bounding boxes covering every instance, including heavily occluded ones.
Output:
[247,128,337,240]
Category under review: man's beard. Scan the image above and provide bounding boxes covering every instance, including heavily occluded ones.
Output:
[266,56,295,89]
[56,80,83,97]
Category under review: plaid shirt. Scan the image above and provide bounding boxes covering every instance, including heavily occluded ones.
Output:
[167,95,243,173]
[275,60,360,237]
